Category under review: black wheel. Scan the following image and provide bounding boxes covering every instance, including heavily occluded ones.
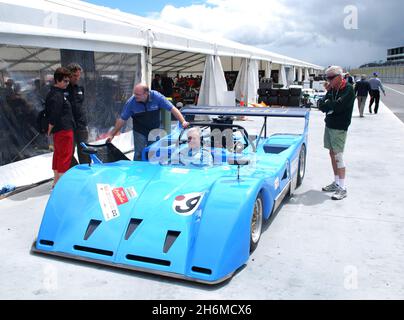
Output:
[250,193,263,253]
[296,144,306,187]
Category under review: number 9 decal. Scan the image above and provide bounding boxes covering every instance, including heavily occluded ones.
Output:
[173,192,204,216]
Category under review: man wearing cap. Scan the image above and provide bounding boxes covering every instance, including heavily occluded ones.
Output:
[368,72,386,114]
[318,66,355,200]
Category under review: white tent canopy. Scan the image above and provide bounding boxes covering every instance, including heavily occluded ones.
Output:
[0,0,324,188]
[233,58,259,105]
[234,58,248,104]
[197,55,228,106]
[298,68,303,82]
[305,68,310,81]
[287,66,296,86]
[265,61,272,79]
[247,59,259,104]
[0,0,323,71]
[279,65,288,88]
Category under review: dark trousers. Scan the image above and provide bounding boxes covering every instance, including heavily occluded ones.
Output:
[369,90,381,113]
[70,128,90,167]
[133,131,149,161]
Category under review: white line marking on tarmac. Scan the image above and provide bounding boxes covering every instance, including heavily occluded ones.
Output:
[385,85,404,96]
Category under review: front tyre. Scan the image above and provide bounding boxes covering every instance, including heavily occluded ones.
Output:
[250,193,263,253]
[296,144,306,188]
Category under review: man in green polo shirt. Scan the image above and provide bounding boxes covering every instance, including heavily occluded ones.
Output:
[318,66,355,200]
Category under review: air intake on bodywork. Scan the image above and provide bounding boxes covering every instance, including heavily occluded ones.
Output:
[163,231,181,253]
[126,254,171,266]
[73,245,113,256]
[39,240,54,246]
[124,218,143,240]
[192,266,212,275]
[84,219,102,240]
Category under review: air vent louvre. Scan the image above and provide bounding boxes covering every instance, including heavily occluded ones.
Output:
[125,218,143,240]
[84,219,102,240]
[163,231,181,253]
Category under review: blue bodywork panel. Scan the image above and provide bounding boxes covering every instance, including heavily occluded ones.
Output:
[34,107,310,284]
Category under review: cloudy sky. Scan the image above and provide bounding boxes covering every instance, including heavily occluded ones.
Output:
[87,0,403,68]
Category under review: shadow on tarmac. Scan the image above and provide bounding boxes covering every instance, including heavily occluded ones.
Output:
[287,189,331,207]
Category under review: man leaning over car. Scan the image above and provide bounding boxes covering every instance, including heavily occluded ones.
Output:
[107,83,189,160]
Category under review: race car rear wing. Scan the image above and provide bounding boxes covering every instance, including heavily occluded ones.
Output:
[180,106,309,118]
[180,106,310,142]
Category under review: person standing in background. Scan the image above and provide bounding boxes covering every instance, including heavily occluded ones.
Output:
[45,67,75,187]
[354,75,371,118]
[344,73,354,85]
[368,72,386,114]
[151,74,163,94]
[161,76,174,98]
[65,63,90,165]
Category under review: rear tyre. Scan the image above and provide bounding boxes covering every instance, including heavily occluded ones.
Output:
[296,144,306,188]
[250,193,263,253]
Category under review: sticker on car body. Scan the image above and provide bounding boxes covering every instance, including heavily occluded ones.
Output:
[112,187,129,205]
[125,186,138,199]
[172,192,204,216]
[97,184,120,221]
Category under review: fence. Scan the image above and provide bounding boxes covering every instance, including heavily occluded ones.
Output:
[350,65,404,84]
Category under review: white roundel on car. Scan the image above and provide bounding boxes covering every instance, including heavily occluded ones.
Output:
[172,192,204,216]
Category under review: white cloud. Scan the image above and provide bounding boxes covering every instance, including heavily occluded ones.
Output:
[150,0,402,68]
[158,0,301,44]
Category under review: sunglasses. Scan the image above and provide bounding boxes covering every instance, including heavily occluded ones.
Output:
[326,74,338,81]
[187,136,197,141]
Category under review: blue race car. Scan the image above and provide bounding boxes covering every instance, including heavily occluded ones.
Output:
[32,106,310,284]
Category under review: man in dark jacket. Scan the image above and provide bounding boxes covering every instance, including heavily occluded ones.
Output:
[354,74,371,117]
[45,67,75,187]
[151,74,163,94]
[161,76,174,97]
[65,63,89,165]
[318,66,355,200]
